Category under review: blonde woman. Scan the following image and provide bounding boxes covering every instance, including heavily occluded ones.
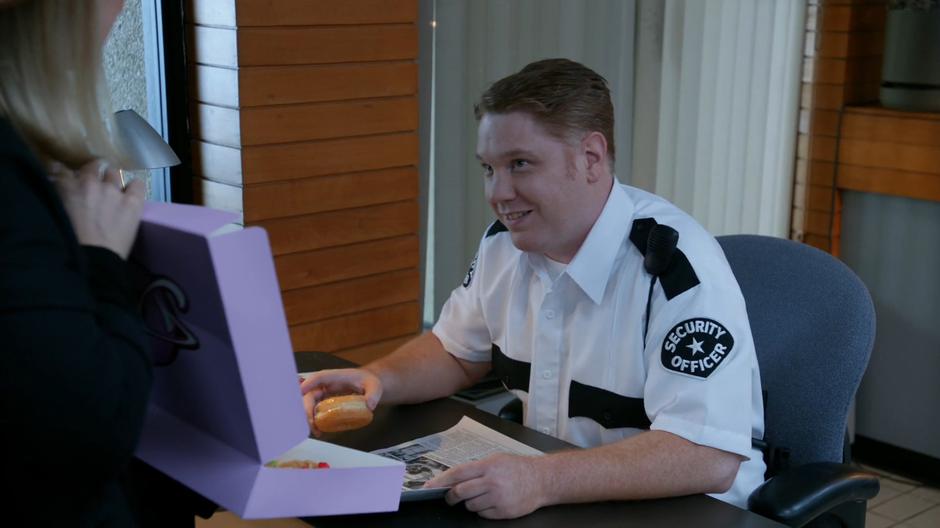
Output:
[0,1,175,525]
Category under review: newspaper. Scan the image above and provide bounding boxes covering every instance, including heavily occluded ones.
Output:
[372,416,543,497]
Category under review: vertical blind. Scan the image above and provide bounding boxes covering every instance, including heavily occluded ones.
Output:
[424,0,805,321]
[427,0,636,318]
[646,0,805,237]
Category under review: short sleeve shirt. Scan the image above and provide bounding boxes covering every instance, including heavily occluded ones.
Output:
[432,183,766,507]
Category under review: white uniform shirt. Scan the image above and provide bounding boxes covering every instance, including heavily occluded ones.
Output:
[433,183,766,508]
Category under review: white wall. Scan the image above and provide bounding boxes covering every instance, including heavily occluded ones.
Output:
[841,192,940,459]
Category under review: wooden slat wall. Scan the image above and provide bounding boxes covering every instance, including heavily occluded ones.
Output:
[791,0,885,253]
[188,0,421,364]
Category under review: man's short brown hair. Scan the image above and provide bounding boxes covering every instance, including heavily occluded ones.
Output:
[474,58,615,164]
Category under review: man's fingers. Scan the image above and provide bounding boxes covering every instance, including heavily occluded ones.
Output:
[299,375,320,394]
[301,369,367,395]
[361,376,382,410]
[445,478,487,506]
[425,461,484,488]
[463,492,496,513]
[477,507,508,520]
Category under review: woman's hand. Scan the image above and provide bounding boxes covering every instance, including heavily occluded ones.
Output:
[51,159,146,260]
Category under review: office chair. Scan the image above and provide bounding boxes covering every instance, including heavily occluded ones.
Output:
[497,234,880,527]
[717,234,879,527]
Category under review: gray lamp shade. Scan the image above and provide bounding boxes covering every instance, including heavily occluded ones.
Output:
[114,109,181,170]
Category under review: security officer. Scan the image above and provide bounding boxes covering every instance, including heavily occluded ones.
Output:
[301,58,765,519]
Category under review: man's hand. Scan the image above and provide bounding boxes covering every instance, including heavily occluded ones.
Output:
[300,368,382,436]
[425,453,548,520]
[52,159,146,260]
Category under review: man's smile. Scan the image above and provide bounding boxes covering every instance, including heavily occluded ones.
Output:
[502,210,532,224]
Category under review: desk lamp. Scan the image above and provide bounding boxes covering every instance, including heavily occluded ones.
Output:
[114,109,180,170]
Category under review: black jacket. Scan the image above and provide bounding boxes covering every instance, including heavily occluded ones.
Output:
[0,118,153,526]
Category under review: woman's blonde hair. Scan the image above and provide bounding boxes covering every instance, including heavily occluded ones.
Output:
[0,0,121,168]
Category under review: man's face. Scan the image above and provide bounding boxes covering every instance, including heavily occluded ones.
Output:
[477,112,595,263]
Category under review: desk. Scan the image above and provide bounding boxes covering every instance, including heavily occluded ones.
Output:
[295,352,784,528]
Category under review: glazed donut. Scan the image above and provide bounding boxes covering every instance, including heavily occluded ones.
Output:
[314,394,373,432]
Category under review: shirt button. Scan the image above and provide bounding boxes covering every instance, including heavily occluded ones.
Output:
[545,310,555,319]
[541,370,552,379]
[540,426,551,434]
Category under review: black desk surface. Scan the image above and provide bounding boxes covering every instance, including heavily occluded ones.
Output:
[295,352,784,528]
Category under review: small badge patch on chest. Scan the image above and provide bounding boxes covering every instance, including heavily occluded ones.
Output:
[462,254,478,288]
[661,318,734,379]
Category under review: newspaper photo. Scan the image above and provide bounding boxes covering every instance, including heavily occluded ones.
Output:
[372,416,544,498]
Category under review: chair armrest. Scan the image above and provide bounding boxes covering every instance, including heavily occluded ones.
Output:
[747,462,880,527]
[498,397,523,424]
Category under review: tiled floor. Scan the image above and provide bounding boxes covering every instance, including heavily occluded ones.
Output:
[862,464,940,528]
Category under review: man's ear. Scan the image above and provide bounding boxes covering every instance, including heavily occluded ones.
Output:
[581,131,609,183]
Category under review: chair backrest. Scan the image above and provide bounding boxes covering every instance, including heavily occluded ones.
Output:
[716,235,876,467]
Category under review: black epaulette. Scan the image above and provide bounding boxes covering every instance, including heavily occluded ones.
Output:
[629,218,700,300]
[485,220,508,238]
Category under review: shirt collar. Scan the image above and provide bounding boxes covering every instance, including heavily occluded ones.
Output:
[565,183,635,304]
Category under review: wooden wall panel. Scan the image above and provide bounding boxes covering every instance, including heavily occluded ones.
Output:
[839,140,940,175]
[188,0,422,363]
[790,0,886,254]
[289,302,421,352]
[239,96,419,145]
[237,26,418,66]
[274,235,419,291]
[833,106,940,204]
[259,201,418,256]
[820,4,885,31]
[242,133,419,184]
[238,63,418,107]
[191,0,418,27]
[841,108,940,146]
[334,335,415,366]
[837,165,940,203]
[282,269,420,324]
[817,31,883,58]
[243,167,419,222]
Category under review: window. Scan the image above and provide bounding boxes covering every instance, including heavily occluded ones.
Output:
[103,0,172,202]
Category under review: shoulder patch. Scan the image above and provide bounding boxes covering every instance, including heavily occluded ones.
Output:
[485,220,508,238]
[661,318,734,379]
[462,254,478,288]
[629,218,700,300]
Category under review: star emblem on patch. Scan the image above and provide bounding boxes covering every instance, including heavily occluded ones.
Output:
[661,318,734,379]
[685,337,705,356]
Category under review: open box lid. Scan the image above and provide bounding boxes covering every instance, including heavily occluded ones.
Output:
[131,202,404,518]
[132,202,307,465]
